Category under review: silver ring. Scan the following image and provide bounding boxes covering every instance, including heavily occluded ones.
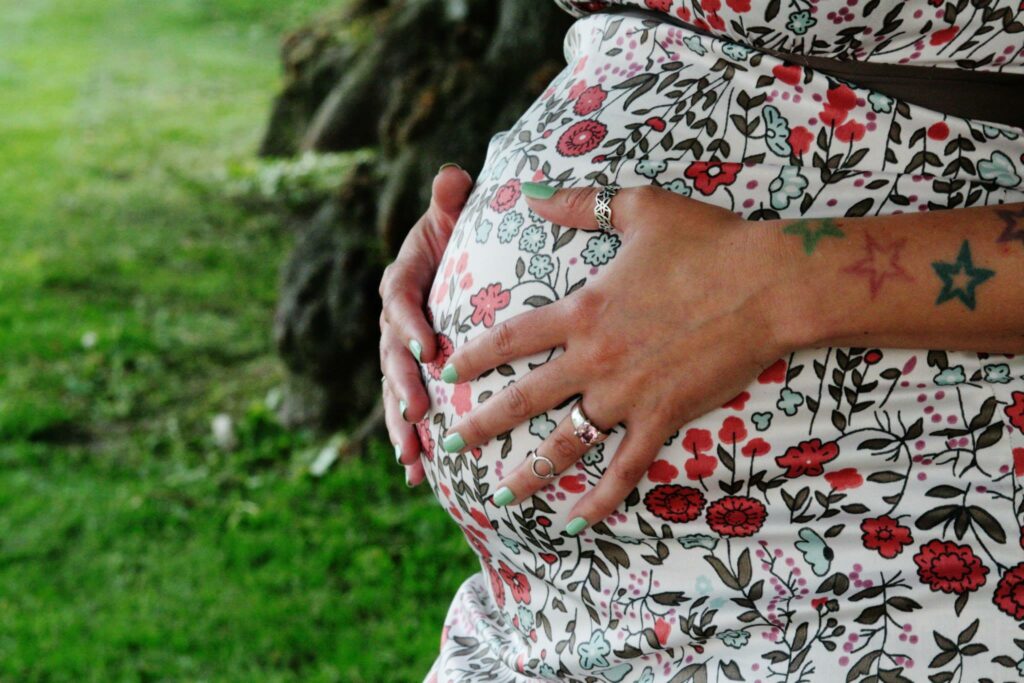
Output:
[571,400,611,447]
[529,452,557,480]
[594,183,621,232]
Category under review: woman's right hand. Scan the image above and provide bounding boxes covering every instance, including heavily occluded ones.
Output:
[379,163,474,486]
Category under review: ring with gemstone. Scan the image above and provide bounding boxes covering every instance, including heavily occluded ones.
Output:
[571,400,611,447]
[529,452,558,480]
[594,183,621,232]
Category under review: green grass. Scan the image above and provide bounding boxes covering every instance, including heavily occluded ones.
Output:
[0,1,476,680]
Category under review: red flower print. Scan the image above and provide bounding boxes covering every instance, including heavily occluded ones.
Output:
[683,428,713,454]
[722,391,749,410]
[499,560,532,604]
[645,0,671,11]
[787,125,813,156]
[456,251,468,274]
[757,358,787,383]
[930,25,959,46]
[559,474,586,493]
[927,122,949,141]
[573,85,607,116]
[645,116,666,131]
[654,617,671,646]
[775,438,840,477]
[726,0,750,12]
[707,12,725,30]
[427,333,455,380]
[913,539,988,594]
[718,416,747,445]
[556,119,607,157]
[568,79,587,101]
[701,0,720,10]
[820,105,847,127]
[486,562,506,608]
[675,6,691,21]
[1005,391,1024,433]
[647,459,679,483]
[824,467,863,491]
[741,437,771,458]
[706,496,767,537]
[835,119,866,143]
[416,419,435,460]
[993,562,1024,620]
[772,63,802,86]
[811,596,829,609]
[684,161,741,195]
[827,84,857,111]
[489,178,521,212]
[860,515,913,559]
[463,526,492,560]
[451,381,472,416]
[685,453,718,480]
[469,283,511,328]
[644,484,706,523]
[864,349,882,364]
[1014,447,1024,477]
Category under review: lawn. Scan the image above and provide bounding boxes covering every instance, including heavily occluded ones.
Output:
[0,1,475,680]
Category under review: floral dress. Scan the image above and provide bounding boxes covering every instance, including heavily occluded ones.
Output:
[420,2,1024,681]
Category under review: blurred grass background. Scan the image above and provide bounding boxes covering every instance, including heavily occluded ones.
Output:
[0,0,475,680]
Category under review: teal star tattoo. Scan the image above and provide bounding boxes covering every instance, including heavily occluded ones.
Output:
[782,218,845,255]
[931,240,995,310]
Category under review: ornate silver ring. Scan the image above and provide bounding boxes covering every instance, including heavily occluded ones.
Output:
[571,400,611,447]
[594,183,621,232]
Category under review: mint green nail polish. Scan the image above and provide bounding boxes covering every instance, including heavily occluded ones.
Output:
[441,363,459,383]
[442,432,465,453]
[522,181,557,199]
[399,399,408,420]
[394,443,403,464]
[565,516,588,536]
[492,486,515,507]
[408,338,422,362]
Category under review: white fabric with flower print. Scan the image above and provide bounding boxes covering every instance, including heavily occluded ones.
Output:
[421,4,1024,682]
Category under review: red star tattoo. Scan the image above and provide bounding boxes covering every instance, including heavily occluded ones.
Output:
[995,207,1024,247]
[840,232,914,299]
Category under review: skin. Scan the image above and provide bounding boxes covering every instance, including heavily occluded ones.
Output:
[380,178,1024,531]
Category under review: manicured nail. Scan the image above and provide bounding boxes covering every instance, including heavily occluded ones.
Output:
[394,443,403,464]
[405,469,414,487]
[440,363,459,383]
[521,181,557,199]
[438,162,462,173]
[399,399,408,420]
[408,339,422,362]
[492,486,515,507]
[442,432,465,453]
[564,516,588,536]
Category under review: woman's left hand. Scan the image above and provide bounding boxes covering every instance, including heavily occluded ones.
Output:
[440,183,805,533]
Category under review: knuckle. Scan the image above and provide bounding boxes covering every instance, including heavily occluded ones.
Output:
[492,320,515,357]
[504,383,532,419]
[550,429,581,463]
[611,460,647,488]
[464,412,487,442]
[566,188,595,215]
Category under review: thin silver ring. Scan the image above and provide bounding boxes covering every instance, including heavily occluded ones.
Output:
[594,183,621,232]
[529,452,557,480]
[571,399,611,447]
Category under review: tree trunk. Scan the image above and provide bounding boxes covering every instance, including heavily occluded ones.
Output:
[265,0,573,429]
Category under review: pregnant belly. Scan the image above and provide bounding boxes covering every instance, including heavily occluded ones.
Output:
[416,10,1024,675]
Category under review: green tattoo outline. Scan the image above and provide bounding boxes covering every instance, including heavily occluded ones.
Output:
[782,218,845,255]
[931,239,995,311]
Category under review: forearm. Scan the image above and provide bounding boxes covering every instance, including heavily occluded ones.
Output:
[758,203,1024,355]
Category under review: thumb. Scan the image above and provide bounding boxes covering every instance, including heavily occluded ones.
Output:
[431,163,474,227]
[521,182,635,232]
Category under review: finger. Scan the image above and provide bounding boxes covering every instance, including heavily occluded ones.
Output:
[442,356,578,453]
[488,398,619,508]
[404,457,426,488]
[383,378,422,466]
[561,421,669,536]
[430,163,475,228]
[520,183,650,232]
[381,321,430,423]
[380,261,439,363]
[442,302,568,384]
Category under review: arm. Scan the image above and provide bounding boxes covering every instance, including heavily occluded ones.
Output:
[761,203,1024,356]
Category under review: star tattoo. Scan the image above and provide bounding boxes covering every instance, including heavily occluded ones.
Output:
[931,240,995,310]
[995,206,1024,247]
[840,232,914,298]
[782,218,845,255]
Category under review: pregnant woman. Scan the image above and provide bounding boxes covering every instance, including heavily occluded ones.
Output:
[378,1,1024,680]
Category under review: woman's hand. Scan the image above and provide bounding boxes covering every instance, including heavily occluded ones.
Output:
[439,183,801,531]
[379,164,474,486]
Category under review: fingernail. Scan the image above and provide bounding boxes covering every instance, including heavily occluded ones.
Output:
[399,399,408,420]
[492,486,515,507]
[442,432,465,453]
[521,181,557,199]
[394,443,403,464]
[564,516,588,536]
[408,339,422,362]
[440,363,459,383]
[405,468,414,487]
[438,162,462,173]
